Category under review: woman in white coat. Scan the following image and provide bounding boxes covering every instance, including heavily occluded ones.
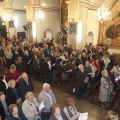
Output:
[22,92,41,120]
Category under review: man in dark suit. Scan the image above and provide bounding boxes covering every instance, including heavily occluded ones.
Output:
[44,44,50,57]
[64,44,72,56]
[82,45,89,55]
[19,72,34,101]
[76,64,88,100]
[76,53,83,67]
[23,50,32,74]
[0,91,9,120]
[50,51,57,82]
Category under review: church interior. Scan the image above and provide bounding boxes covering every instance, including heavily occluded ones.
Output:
[0,0,120,120]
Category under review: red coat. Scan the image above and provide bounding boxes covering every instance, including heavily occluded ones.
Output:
[6,70,20,82]
[94,61,100,76]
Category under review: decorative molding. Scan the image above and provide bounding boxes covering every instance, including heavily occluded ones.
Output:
[32,5,60,12]
[14,9,26,13]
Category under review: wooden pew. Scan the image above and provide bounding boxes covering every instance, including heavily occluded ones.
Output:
[89,80,100,104]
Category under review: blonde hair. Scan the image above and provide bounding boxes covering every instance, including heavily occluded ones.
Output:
[105,111,118,120]
[25,92,34,99]
[8,80,16,87]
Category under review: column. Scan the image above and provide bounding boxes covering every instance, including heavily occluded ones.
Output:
[36,20,42,42]
[78,5,88,49]
[98,23,104,44]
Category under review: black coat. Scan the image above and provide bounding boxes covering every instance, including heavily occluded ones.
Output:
[76,69,86,87]
[44,48,50,57]
[50,55,57,70]
[0,100,8,120]
[6,87,21,105]
[19,78,34,101]
[33,59,41,70]
[45,62,52,75]
[0,81,7,94]
[49,111,68,120]
[7,109,27,120]
[76,57,83,67]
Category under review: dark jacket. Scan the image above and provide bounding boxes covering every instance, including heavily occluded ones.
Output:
[19,78,34,101]
[6,87,21,105]
[0,81,7,94]
[49,111,68,120]
[33,58,41,70]
[76,69,87,87]
[0,100,8,120]
[76,57,83,67]
[7,109,27,120]
[50,55,57,70]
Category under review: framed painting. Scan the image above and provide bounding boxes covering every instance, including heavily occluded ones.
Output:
[69,22,78,34]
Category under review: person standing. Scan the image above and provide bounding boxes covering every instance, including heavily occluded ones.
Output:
[76,64,88,100]
[38,83,56,120]
[19,72,34,101]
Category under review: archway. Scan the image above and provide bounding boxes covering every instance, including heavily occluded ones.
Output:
[86,31,93,44]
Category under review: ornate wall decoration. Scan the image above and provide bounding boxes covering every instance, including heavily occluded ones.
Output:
[61,0,68,29]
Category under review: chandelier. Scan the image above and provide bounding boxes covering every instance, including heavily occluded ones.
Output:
[35,9,44,20]
[95,4,111,23]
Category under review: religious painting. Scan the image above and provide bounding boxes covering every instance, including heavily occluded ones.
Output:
[27,21,32,29]
[9,20,14,28]
[69,22,78,34]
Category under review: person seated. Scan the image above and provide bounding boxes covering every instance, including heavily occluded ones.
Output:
[0,91,9,120]
[0,72,8,94]
[63,98,80,120]
[7,104,27,120]
[22,92,41,120]
[6,64,20,83]
[6,80,22,108]
[49,103,68,120]
[105,111,118,120]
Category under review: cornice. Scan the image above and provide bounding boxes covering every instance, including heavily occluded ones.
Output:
[32,5,60,12]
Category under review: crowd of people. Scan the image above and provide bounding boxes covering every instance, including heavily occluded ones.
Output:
[0,36,120,119]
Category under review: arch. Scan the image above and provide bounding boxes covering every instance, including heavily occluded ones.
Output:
[86,31,93,44]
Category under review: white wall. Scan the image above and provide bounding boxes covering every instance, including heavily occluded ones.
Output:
[14,13,27,37]
[13,0,26,10]
[41,10,60,39]
[40,0,60,7]
[13,0,27,38]
[86,10,99,45]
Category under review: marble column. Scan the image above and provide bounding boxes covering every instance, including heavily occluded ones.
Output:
[98,23,104,45]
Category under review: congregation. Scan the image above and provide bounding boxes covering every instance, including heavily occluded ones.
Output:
[0,36,120,120]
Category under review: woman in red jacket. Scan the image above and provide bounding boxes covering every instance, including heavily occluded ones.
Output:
[94,57,101,81]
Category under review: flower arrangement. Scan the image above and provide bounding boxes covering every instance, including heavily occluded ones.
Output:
[105,38,112,47]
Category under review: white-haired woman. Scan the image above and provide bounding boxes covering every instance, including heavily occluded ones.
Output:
[99,70,114,108]
[22,92,41,120]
